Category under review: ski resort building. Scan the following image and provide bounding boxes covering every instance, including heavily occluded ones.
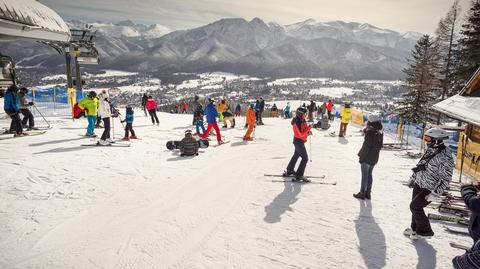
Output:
[433,67,480,182]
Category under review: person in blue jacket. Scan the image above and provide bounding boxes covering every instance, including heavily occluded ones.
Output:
[120,105,138,141]
[201,98,224,145]
[3,85,23,136]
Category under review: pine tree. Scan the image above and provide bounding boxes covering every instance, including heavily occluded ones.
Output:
[435,0,461,101]
[396,35,440,124]
[455,0,480,93]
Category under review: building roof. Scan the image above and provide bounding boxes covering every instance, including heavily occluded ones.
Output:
[0,0,70,42]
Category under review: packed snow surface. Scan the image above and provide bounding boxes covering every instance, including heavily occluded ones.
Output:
[0,112,469,268]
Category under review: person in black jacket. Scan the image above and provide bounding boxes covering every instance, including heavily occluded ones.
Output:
[257,97,265,125]
[141,93,148,116]
[461,183,480,242]
[353,114,383,200]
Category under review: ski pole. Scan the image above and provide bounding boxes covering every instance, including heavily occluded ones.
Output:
[309,136,312,162]
[32,104,51,128]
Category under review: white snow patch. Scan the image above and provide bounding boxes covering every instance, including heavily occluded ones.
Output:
[309,87,357,98]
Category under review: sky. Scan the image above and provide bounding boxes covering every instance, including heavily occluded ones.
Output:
[39,0,472,34]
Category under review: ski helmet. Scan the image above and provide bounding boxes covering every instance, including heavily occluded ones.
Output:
[88,91,97,98]
[296,107,307,115]
[425,127,448,139]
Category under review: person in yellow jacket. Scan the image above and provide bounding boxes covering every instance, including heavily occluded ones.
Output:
[78,91,99,137]
[339,103,352,137]
[243,103,256,141]
[217,99,227,122]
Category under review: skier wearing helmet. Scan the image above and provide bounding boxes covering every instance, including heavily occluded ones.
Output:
[283,107,312,182]
[404,127,454,240]
[78,91,99,137]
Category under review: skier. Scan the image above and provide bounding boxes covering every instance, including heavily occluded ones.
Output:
[120,105,137,141]
[3,85,23,136]
[257,97,265,125]
[201,98,224,145]
[181,101,188,114]
[283,107,312,182]
[460,180,480,242]
[339,103,351,137]
[78,91,99,137]
[284,102,291,118]
[327,99,334,120]
[353,114,383,200]
[145,96,159,125]
[97,90,112,145]
[194,104,206,135]
[271,103,278,118]
[307,100,316,122]
[243,103,256,141]
[235,104,241,117]
[320,102,327,119]
[192,95,202,125]
[18,87,35,130]
[222,108,235,128]
[254,100,260,123]
[217,99,227,122]
[404,127,454,239]
[180,130,199,156]
[141,93,148,116]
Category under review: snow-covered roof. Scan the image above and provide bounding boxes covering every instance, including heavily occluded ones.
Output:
[0,0,70,41]
[433,94,480,126]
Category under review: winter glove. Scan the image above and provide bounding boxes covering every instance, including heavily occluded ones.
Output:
[28,102,34,106]
[412,164,426,173]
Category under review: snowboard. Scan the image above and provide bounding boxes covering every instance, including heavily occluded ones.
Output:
[166,139,209,150]
[81,143,130,147]
[0,130,46,140]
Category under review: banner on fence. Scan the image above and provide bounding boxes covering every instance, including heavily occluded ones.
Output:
[351,109,364,126]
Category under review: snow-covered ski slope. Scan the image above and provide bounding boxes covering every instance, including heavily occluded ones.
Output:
[0,112,470,268]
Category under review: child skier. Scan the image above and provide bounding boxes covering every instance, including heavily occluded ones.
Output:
[78,91,99,137]
[404,127,454,239]
[283,107,312,182]
[145,96,159,125]
[180,130,199,156]
[201,98,224,145]
[121,106,137,141]
[243,103,256,141]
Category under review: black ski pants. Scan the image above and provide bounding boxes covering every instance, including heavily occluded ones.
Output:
[124,123,136,137]
[20,108,34,128]
[148,109,159,124]
[100,117,111,140]
[410,183,434,235]
[8,112,23,134]
[286,140,308,177]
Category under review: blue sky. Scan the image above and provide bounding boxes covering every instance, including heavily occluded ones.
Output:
[40,0,471,34]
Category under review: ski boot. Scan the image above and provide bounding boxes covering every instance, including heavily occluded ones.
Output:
[353,192,366,200]
[365,192,371,200]
[410,230,434,240]
[294,176,311,183]
[106,138,114,143]
[218,140,225,145]
[130,136,138,139]
[282,170,296,177]
[121,136,130,141]
[98,139,110,146]
[403,228,414,237]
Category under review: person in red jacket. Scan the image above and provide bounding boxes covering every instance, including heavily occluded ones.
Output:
[145,96,159,125]
[283,107,312,182]
[327,99,334,120]
[181,102,188,113]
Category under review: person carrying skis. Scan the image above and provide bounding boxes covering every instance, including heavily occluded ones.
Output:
[243,103,256,141]
[141,93,148,116]
[327,100,334,120]
[201,98,224,145]
[307,100,316,122]
[271,103,278,118]
[258,97,265,125]
[121,106,137,141]
[284,102,291,118]
[235,104,241,117]
[97,90,112,145]
[145,96,159,125]
[339,103,351,137]
[3,85,23,136]
[283,107,312,182]
[353,114,383,200]
[404,127,454,239]
[78,91,99,137]
[180,130,199,157]
[194,104,206,135]
[18,87,35,130]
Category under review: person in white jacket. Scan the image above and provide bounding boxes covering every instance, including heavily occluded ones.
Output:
[97,90,112,145]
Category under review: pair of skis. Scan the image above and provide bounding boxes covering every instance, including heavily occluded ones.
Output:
[264,174,337,185]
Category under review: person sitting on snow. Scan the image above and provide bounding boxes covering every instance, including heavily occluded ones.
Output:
[180,130,199,156]
[404,127,454,240]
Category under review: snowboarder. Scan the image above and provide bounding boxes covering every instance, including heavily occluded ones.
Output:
[180,130,199,156]
[181,102,188,114]
[201,98,224,145]
[78,91,99,137]
[145,96,159,125]
[243,103,256,141]
[339,103,351,137]
[271,103,278,118]
[222,108,235,128]
[194,104,206,135]
[97,90,112,145]
[141,93,148,116]
[3,85,23,136]
[307,100,316,122]
[18,87,35,130]
[353,114,383,200]
[284,102,291,118]
[257,97,265,125]
[235,104,241,117]
[327,100,334,120]
[404,127,454,239]
[283,107,312,182]
[121,106,137,141]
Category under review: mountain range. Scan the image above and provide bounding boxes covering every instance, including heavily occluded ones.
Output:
[1,18,423,80]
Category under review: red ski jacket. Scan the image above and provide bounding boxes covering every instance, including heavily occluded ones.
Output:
[145,98,158,111]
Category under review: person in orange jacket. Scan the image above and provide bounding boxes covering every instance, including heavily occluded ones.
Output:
[283,107,312,182]
[217,99,227,122]
[243,103,256,141]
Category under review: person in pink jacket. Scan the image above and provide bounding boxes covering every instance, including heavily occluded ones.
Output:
[145,96,159,125]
